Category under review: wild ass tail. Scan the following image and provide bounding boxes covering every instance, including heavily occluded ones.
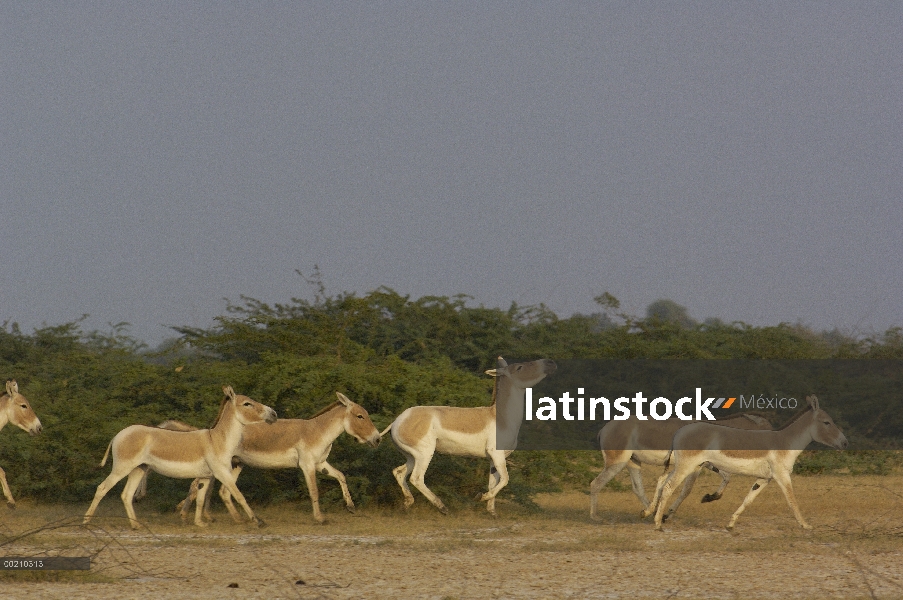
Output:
[379,422,395,438]
[99,441,113,467]
[662,448,673,471]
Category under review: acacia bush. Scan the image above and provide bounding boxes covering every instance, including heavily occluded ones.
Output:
[1,289,900,512]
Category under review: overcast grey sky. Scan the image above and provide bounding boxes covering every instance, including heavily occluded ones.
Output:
[1,3,900,346]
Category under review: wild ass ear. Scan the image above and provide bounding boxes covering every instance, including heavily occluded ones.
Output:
[497,356,508,368]
[335,392,352,407]
[223,385,237,401]
[805,395,819,411]
[5,380,17,396]
[484,369,498,377]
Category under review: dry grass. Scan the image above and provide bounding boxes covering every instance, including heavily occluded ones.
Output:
[1,471,902,598]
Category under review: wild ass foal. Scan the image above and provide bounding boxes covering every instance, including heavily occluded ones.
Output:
[83,386,277,529]
[589,413,772,521]
[178,392,380,524]
[384,357,556,515]
[0,380,43,508]
[649,395,847,530]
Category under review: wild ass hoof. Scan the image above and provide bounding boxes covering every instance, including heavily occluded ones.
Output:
[345,504,356,514]
[437,505,449,515]
[700,493,720,503]
[255,518,267,529]
[194,520,209,528]
[801,523,813,531]
[661,513,670,523]
[639,509,652,519]
[7,501,15,510]
[725,523,735,531]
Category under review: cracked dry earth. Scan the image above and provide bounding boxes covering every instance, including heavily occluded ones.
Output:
[2,473,903,599]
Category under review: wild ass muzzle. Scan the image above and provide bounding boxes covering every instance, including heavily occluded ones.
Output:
[383,357,556,515]
[176,392,380,524]
[0,380,43,508]
[648,395,847,531]
[589,413,772,521]
[83,386,277,529]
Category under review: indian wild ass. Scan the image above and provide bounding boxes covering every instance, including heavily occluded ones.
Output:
[176,392,381,524]
[384,357,556,515]
[589,413,772,521]
[648,395,847,530]
[83,386,277,529]
[0,380,43,508]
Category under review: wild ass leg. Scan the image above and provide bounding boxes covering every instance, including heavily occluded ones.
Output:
[120,467,150,530]
[0,465,16,508]
[641,469,671,519]
[319,461,356,513]
[589,460,629,520]
[661,467,707,521]
[211,464,265,528]
[479,451,510,516]
[408,451,449,515]
[726,478,770,530]
[217,466,247,523]
[84,467,133,524]
[193,477,211,527]
[392,458,416,509]
[701,465,731,503]
[772,470,812,530]
[133,469,149,502]
[485,465,502,515]
[300,460,327,523]
[177,478,200,522]
[653,464,697,530]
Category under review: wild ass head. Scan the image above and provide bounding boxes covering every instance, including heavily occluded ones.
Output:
[336,392,381,448]
[484,357,557,391]
[223,386,277,426]
[805,395,847,450]
[3,380,42,436]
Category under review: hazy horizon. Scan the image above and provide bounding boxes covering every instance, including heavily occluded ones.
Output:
[2,4,900,346]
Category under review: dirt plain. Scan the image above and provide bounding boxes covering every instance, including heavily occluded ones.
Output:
[2,471,903,599]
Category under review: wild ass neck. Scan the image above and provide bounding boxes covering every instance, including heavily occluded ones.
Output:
[494,375,528,449]
[775,408,817,453]
[310,404,348,442]
[208,401,245,454]
[0,395,10,431]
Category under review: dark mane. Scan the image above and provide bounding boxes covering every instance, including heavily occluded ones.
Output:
[209,396,230,429]
[776,405,814,431]
[309,400,342,419]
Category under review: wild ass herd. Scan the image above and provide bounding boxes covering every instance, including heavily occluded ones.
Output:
[0,359,849,532]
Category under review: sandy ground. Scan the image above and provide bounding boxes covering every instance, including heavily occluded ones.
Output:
[2,472,903,599]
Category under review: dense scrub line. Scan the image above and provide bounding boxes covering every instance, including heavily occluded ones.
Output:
[1,289,901,508]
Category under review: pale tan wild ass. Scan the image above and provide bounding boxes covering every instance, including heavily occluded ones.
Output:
[0,380,43,508]
[647,395,847,530]
[384,357,556,515]
[174,392,381,524]
[83,386,277,529]
[589,413,772,521]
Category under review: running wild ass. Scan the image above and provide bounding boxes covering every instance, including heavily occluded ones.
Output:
[384,357,556,515]
[175,392,380,524]
[83,386,277,529]
[0,380,43,508]
[589,413,772,521]
[648,395,846,530]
